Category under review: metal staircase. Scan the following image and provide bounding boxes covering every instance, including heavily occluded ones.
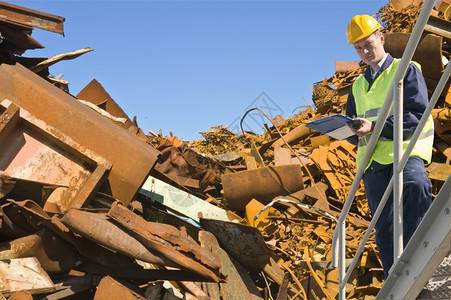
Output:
[331,1,451,299]
[376,175,450,299]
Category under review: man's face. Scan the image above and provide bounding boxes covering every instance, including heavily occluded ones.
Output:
[353,31,385,70]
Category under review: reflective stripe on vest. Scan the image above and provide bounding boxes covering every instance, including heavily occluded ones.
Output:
[352,58,434,171]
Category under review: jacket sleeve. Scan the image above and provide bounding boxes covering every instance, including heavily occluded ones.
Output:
[379,63,429,140]
[345,86,359,145]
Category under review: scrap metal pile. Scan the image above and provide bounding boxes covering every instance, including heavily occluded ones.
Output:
[0,0,450,299]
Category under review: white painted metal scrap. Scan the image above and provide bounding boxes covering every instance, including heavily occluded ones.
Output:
[140,176,239,223]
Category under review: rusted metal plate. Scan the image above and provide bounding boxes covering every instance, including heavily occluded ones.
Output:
[76,79,133,125]
[0,1,65,34]
[200,218,274,273]
[335,61,360,73]
[93,276,146,300]
[426,162,451,181]
[198,230,263,299]
[389,0,422,10]
[75,79,148,141]
[384,33,443,81]
[0,23,44,51]
[221,164,304,211]
[0,63,160,205]
[0,100,112,211]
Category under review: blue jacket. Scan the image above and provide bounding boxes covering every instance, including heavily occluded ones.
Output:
[345,53,429,146]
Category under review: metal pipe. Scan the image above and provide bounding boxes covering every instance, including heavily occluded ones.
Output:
[333,1,436,298]
[393,79,404,260]
[338,222,345,300]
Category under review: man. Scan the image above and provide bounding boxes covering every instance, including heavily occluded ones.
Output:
[344,14,434,278]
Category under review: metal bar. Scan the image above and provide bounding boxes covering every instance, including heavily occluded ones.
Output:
[333,1,436,298]
[424,15,451,39]
[0,1,65,35]
[393,79,404,260]
[338,221,345,300]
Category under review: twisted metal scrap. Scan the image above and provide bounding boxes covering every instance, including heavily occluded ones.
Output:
[376,2,422,33]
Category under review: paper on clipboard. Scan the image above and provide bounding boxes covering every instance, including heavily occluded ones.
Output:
[305,114,356,140]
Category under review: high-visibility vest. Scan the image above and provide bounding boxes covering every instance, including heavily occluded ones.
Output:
[352,58,434,171]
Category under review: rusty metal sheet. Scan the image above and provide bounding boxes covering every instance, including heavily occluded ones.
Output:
[0,100,112,211]
[426,162,451,181]
[200,218,274,273]
[8,290,33,300]
[335,61,360,73]
[93,276,146,300]
[198,230,263,300]
[0,23,44,51]
[384,33,443,82]
[75,79,148,141]
[107,201,224,283]
[222,164,304,211]
[76,79,132,124]
[0,1,65,34]
[389,0,422,10]
[274,144,292,166]
[0,63,160,205]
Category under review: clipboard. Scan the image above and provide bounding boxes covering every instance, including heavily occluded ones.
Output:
[306,114,356,140]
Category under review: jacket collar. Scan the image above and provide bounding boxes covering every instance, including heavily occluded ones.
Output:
[363,53,394,82]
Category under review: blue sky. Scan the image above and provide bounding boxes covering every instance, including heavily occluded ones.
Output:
[10,0,386,141]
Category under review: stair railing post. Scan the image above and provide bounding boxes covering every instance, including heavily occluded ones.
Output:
[393,79,404,260]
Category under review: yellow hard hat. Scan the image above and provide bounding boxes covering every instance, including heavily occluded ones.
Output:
[346,15,382,45]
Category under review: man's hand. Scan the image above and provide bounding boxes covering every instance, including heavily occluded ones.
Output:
[346,118,373,137]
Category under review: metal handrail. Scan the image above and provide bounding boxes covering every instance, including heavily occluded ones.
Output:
[331,1,438,299]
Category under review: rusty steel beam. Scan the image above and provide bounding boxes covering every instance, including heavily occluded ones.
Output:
[0,63,160,205]
[0,1,65,35]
